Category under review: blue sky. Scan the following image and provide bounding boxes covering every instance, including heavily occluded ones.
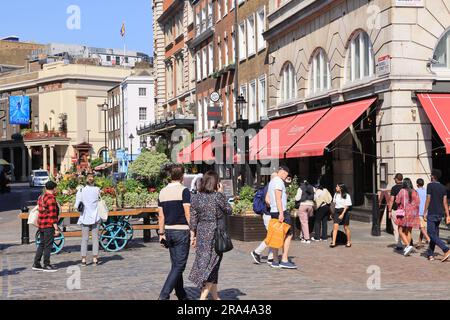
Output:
[1,0,153,55]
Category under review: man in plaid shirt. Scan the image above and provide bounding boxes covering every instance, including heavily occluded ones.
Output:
[33,181,60,272]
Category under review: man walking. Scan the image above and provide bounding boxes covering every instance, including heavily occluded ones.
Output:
[32,181,60,272]
[251,173,277,265]
[424,169,450,262]
[158,164,191,300]
[416,178,430,247]
[388,173,404,251]
[268,166,297,270]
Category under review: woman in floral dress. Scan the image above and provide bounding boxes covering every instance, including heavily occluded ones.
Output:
[395,178,421,257]
[189,171,232,300]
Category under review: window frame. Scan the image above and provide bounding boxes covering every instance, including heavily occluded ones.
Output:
[246,14,256,57]
[256,7,266,53]
[347,31,375,83]
[258,74,267,121]
[238,22,246,61]
[310,49,331,95]
[249,80,257,123]
[280,62,297,103]
[139,107,147,121]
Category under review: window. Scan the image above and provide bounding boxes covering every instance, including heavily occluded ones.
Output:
[139,108,147,121]
[218,41,222,70]
[240,84,248,120]
[247,15,255,56]
[348,32,374,82]
[258,75,267,120]
[176,56,184,93]
[217,0,222,22]
[231,0,235,10]
[231,29,235,63]
[238,0,244,5]
[202,47,208,79]
[238,22,246,61]
[434,30,450,69]
[224,36,229,64]
[196,12,201,33]
[139,88,147,96]
[249,80,257,123]
[224,93,229,124]
[125,57,129,64]
[203,97,209,130]
[2,120,6,138]
[197,99,203,133]
[280,62,297,102]
[208,43,214,75]
[166,63,174,98]
[310,49,331,94]
[116,56,121,65]
[223,0,228,16]
[208,2,212,28]
[256,8,266,52]
[196,52,201,82]
[201,8,206,31]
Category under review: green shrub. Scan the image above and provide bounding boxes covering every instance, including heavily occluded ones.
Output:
[124,192,140,208]
[239,185,255,202]
[128,150,169,186]
[233,199,253,215]
[124,179,146,194]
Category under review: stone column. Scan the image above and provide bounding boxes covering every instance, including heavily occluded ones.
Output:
[27,147,33,175]
[9,147,15,182]
[21,147,27,181]
[43,146,48,172]
[49,145,55,177]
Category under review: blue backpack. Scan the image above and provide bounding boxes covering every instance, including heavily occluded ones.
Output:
[253,185,269,215]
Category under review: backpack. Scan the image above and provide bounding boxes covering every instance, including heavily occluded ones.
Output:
[253,185,269,215]
[300,184,315,203]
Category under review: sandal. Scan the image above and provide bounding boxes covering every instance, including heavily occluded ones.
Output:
[329,243,336,248]
[81,259,87,267]
[346,243,352,248]
[93,258,99,266]
[428,256,435,261]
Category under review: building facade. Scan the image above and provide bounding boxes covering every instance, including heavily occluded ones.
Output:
[258,0,450,206]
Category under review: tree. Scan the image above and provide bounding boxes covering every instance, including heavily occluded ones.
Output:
[128,150,169,187]
[44,123,49,133]
[58,113,68,133]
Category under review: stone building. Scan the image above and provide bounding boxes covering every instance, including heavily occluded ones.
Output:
[248,0,450,207]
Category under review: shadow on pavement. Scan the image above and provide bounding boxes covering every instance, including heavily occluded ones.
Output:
[0,267,26,277]
[0,243,20,251]
[52,254,124,269]
[186,287,247,300]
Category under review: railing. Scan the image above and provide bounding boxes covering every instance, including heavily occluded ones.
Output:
[23,131,68,140]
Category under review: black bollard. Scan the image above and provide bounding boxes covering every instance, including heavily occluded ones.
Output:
[371,193,381,236]
[21,206,30,245]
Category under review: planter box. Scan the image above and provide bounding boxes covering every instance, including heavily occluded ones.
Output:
[226,215,267,242]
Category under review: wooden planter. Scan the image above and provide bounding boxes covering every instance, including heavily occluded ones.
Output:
[226,214,267,242]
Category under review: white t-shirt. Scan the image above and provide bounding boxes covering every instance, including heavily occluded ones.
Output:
[333,193,352,209]
[268,176,287,213]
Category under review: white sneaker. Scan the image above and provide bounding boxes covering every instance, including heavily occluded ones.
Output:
[311,237,320,242]
[403,246,414,257]
[301,239,311,244]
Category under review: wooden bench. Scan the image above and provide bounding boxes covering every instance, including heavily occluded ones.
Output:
[19,208,159,245]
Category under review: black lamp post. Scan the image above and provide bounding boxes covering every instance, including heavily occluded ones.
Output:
[129,134,135,163]
[100,101,108,163]
[234,94,248,194]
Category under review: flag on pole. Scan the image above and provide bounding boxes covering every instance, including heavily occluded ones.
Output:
[120,22,126,38]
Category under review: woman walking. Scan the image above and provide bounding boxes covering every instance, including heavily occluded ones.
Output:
[75,174,101,266]
[330,183,352,248]
[189,171,233,300]
[395,178,421,257]
[312,185,332,242]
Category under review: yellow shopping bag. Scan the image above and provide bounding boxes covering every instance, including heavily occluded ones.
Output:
[265,219,291,249]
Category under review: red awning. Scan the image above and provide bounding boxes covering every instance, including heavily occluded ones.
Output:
[257,108,330,160]
[177,137,209,163]
[249,116,297,160]
[417,93,450,154]
[201,138,215,162]
[286,98,377,158]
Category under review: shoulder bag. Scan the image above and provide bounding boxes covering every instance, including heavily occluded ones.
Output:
[395,190,406,219]
[28,196,41,227]
[77,188,85,213]
[214,194,233,255]
[98,193,109,222]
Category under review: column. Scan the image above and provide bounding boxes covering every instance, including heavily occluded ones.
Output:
[49,145,55,177]
[9,147,15,182]
[27,147,33,175]
[21,147,27,181]
[43,146,48,172]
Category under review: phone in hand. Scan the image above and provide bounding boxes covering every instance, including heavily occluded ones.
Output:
[160,238,170,249]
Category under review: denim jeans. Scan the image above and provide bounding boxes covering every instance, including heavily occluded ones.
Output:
[159,229,190,300]
[34,228,54,267]
[427,215,449,257]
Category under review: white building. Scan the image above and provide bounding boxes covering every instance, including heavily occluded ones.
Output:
[107,73,155,162]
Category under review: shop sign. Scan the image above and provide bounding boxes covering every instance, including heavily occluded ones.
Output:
[395,0,424,7]
[376,55,391,76]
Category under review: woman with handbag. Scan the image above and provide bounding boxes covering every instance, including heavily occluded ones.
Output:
[74,174,101,266]
[189,171,233,300]
[395,178,421,257]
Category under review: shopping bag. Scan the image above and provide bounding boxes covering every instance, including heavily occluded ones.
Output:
[98,198,109,222]
[28,205,39,227]
[265,219,291,249]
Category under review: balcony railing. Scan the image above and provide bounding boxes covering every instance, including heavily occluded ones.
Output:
[24,131,68,141]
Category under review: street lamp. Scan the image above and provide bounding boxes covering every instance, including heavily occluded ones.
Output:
[234,94,248,195]
[99,101,109,163]
[236,94,246,121]
[129,134,135,163]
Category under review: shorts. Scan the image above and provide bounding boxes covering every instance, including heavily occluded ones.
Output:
[333,208,350,226]
[270,211,293,236]
[420,216,427,229]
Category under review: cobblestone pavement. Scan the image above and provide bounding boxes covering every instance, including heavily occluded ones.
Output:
[2,186,450,300]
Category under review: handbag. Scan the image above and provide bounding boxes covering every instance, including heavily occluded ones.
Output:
[214,196,233,255]
[77,188,85,213]
[395,190,406,219]
[98,196,109,222]
[265,219,291,249]
[28,197,40,227]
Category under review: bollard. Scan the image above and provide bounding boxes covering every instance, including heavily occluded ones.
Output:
[21,206,30,245]
[371,194,381,236]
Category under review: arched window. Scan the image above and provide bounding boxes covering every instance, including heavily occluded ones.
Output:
[310,49,331,94]
[280,62,297,102]
[347,31,375,82]
[434,30,450,69]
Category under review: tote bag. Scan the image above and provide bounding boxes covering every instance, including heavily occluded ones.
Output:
[28,201,40,228]
[214,195,233,255]
[265,219,291,249]
[98,196,109,222]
